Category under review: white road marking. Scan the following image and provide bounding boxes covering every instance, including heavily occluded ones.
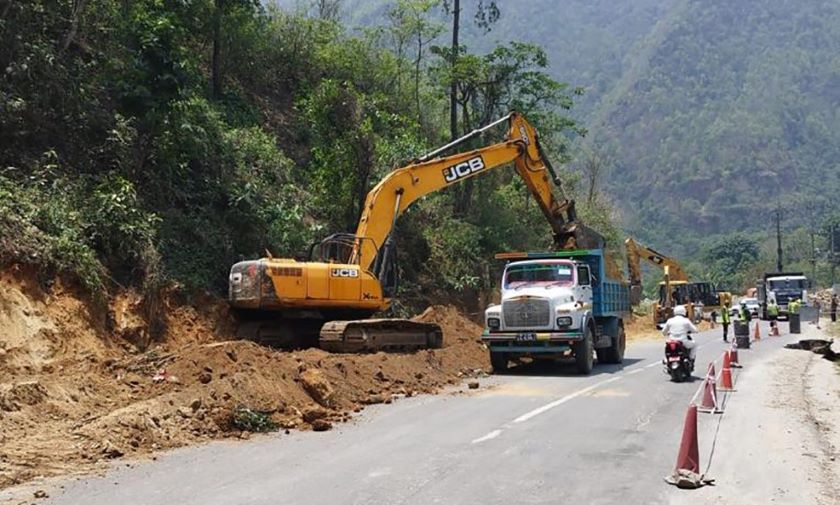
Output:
[471,429,502,444]
[512,375,623,424]
[469,331,733,444]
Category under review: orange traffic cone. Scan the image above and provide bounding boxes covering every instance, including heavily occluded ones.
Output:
[719,351,736,392]
[753,320,761,341]
[729,341,742,368]
[698,363,722,413]
[674,404,700,473]
[770,321,780,336]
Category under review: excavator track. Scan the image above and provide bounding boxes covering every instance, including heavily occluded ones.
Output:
[233,309,322,349]
[319,319,444,353]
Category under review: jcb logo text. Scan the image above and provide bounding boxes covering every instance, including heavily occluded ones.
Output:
[331,268,359,278]
[442,156,485,183]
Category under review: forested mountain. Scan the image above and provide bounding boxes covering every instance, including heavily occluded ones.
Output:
[591,0,840,257]
[3,0,838,304]
[296,0,840,266]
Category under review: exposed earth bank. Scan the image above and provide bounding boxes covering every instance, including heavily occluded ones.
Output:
[0,266,489,489]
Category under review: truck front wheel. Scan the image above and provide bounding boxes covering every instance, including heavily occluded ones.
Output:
[490,351,509,373]
[574,326,594,374]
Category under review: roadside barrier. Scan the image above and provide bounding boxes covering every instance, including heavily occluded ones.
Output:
[729,342,742,368]
[674,404,700,473]
[697,362,722,414]
[669,345,749,489]
[719,351,736,392]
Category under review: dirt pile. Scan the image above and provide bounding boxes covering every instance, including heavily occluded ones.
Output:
[0,266,489,489]
[810,288,836,307]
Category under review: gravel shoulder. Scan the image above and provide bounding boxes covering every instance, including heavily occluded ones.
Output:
[672,321,840,505]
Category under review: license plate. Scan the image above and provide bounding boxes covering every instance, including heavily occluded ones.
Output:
[516,333,537,342]
[667,356,681,362]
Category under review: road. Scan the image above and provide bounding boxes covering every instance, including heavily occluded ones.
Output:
[41,322,793,505]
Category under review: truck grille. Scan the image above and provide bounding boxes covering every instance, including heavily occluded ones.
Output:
[503,298,551,328]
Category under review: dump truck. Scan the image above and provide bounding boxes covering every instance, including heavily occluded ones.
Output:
[757,272,810,320]
[482,248,631,374]
[229,112,600,352]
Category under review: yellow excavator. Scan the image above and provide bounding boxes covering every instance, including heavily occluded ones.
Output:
[624,238,730,328]
[625,237,694,328]
[228,112,602,352]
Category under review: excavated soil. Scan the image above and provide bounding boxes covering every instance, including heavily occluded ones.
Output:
[0,267,488,489]
[624,313,713,342]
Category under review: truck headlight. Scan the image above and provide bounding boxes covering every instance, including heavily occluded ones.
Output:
[487,317,501,329]
[556,316,573,327]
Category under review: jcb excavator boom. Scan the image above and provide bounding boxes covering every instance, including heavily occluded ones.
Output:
[624,237,689,305]
[229,112,598,352]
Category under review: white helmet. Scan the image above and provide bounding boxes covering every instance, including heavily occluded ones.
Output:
[673,305,687,317]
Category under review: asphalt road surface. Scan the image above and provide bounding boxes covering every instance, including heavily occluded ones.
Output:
[43,321,793,505]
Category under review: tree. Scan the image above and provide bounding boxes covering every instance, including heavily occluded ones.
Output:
[441,0,500,140]
[431,41,584,214]
[314,0,341,20]
[701,235,761,291]
[387,1,442,122]
[210,0,261,99]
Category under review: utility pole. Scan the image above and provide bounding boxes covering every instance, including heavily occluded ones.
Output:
[832,223,837,287]
[811,231,817,281]
[775,206,783,272]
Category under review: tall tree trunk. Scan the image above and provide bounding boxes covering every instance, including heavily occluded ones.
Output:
[211,0,223,99]
[61,0,88,52]
[449,0,459,141]
[415,34,422,122]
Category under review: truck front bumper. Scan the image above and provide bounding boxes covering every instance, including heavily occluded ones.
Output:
[481,330,583,353]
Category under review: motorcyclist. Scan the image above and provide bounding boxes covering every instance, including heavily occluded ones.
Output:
[661,305,698,361]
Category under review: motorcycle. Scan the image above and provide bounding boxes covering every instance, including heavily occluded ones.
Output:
[662,338,694,382]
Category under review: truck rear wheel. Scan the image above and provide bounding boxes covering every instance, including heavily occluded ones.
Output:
[597,323,625,364]
[490,351,509,373]
[574,326,594,374]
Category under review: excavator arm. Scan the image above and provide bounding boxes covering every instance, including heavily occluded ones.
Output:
[352,112,597,272]
[624,237,690,306]
[230,112,600,352]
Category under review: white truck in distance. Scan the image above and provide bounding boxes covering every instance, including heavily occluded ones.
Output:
[757,272,810,319]
[482,250,630,374]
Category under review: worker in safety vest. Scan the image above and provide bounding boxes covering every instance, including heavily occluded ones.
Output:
[720,302,731,342]
[768,299,780,320]
[789,298,801,315]
[739,301,750,322]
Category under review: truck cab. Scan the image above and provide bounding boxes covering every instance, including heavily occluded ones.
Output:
[482,250,630,374]
[758,273,810,319]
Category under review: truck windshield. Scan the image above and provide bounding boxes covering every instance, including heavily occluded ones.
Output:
[504,264,574,288]
[769,279,806,290]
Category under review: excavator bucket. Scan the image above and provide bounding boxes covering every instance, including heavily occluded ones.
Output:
[319,319,444,353]
[554,222,606,251]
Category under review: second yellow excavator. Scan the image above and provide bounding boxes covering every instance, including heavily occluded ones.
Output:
[624,238,730,328]
[229,112,602,352]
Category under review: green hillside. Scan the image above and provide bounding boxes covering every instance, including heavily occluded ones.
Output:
[591,0,840,256]
[302,0,840,261]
